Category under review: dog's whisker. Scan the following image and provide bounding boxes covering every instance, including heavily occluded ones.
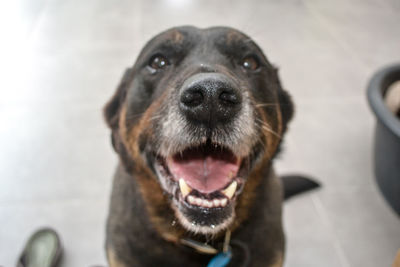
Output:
[255,119,281,138]
[261,125,281,138]
[148,114,162,121]
[125,111,148,120]
[255,103,279,108]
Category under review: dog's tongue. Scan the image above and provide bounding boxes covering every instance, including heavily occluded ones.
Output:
[168,146,239,193]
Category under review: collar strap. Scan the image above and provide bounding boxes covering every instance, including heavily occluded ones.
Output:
[180,230,232,255]
[180,238,219,254]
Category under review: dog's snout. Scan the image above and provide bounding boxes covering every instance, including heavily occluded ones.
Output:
[179,73,242,126]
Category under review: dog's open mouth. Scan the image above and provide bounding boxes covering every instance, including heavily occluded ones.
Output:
[170,143,243,201]
[153,142,250,233]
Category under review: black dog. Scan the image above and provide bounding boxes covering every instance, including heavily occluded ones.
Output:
[104,26,318,267]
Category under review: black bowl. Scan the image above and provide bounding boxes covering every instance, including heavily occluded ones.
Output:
[367,64,400,216]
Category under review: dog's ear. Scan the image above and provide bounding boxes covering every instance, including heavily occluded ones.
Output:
[103,68,137,171]
[272,67,294,130]
[103,68,132,130]
[278,89,294,129]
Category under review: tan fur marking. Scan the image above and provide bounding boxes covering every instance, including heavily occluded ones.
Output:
[163,29,184,44]
[231,162,264,231]
[271,251,284,267]
[275,95,283,137]
[134,165,188,240]
[393,249,400,267]
[119,106,128,142]
[172,30,184,43]
[226,30,242,44]
[120,94,163,159]
[107,248,127,267]
[253,97,282,162]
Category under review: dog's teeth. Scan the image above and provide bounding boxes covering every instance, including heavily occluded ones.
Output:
[188,195,195,204]
[187,196,229,208]
[204,200,213,208]
[179,179,192,198]
[222,181,237,199]
[220,198,228,207]
[195,198,202,206]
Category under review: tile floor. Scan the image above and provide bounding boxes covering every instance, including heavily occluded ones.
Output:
[0,0,399,266]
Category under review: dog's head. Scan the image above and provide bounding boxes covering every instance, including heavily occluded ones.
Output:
[104,26,293,236]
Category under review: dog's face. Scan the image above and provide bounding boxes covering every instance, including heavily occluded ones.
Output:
[105,26,293,235]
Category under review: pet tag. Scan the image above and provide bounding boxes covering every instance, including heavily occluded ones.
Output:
[206,250,232,267]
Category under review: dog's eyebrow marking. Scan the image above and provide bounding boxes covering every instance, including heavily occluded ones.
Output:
[143,30,187,59]
[167,29,184,44]
[226,30,243,44]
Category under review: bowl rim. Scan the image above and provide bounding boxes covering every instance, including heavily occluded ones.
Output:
[367,63,400,138]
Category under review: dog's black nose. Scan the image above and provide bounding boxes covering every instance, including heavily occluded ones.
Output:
[179,73,242,126]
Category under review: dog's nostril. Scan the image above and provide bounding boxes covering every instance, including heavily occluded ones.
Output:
[219,91,240,105]
[181,89,204,107]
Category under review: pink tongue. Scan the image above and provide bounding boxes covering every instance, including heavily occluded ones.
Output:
[168,150,239,193]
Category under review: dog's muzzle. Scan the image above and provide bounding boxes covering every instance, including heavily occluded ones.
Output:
[152,72,257,234]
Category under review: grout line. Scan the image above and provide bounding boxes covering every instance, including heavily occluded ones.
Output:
[311,194,352,267]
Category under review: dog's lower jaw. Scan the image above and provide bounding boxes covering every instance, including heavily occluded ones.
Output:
[172,201,235,235]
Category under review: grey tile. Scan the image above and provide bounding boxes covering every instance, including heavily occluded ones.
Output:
[0,103,116,203]
[317,189,400,267]
[305,0,400,70]
[284,194,349,267]
[276,97,376,190]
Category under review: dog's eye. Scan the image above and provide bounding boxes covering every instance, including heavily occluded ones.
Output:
[149,54,169,70]
[241,56,259,71]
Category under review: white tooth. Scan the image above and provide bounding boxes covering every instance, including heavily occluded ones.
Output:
[200,199,206,207]
[222,181,237,199]
[195,198,202,206]
[213,199,221,207]
[179,179,192,198]
[188,195,195,204]
[220,198,228,207]
[205,200,213,208]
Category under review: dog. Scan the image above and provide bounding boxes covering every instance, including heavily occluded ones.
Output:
[103,26,318,267]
